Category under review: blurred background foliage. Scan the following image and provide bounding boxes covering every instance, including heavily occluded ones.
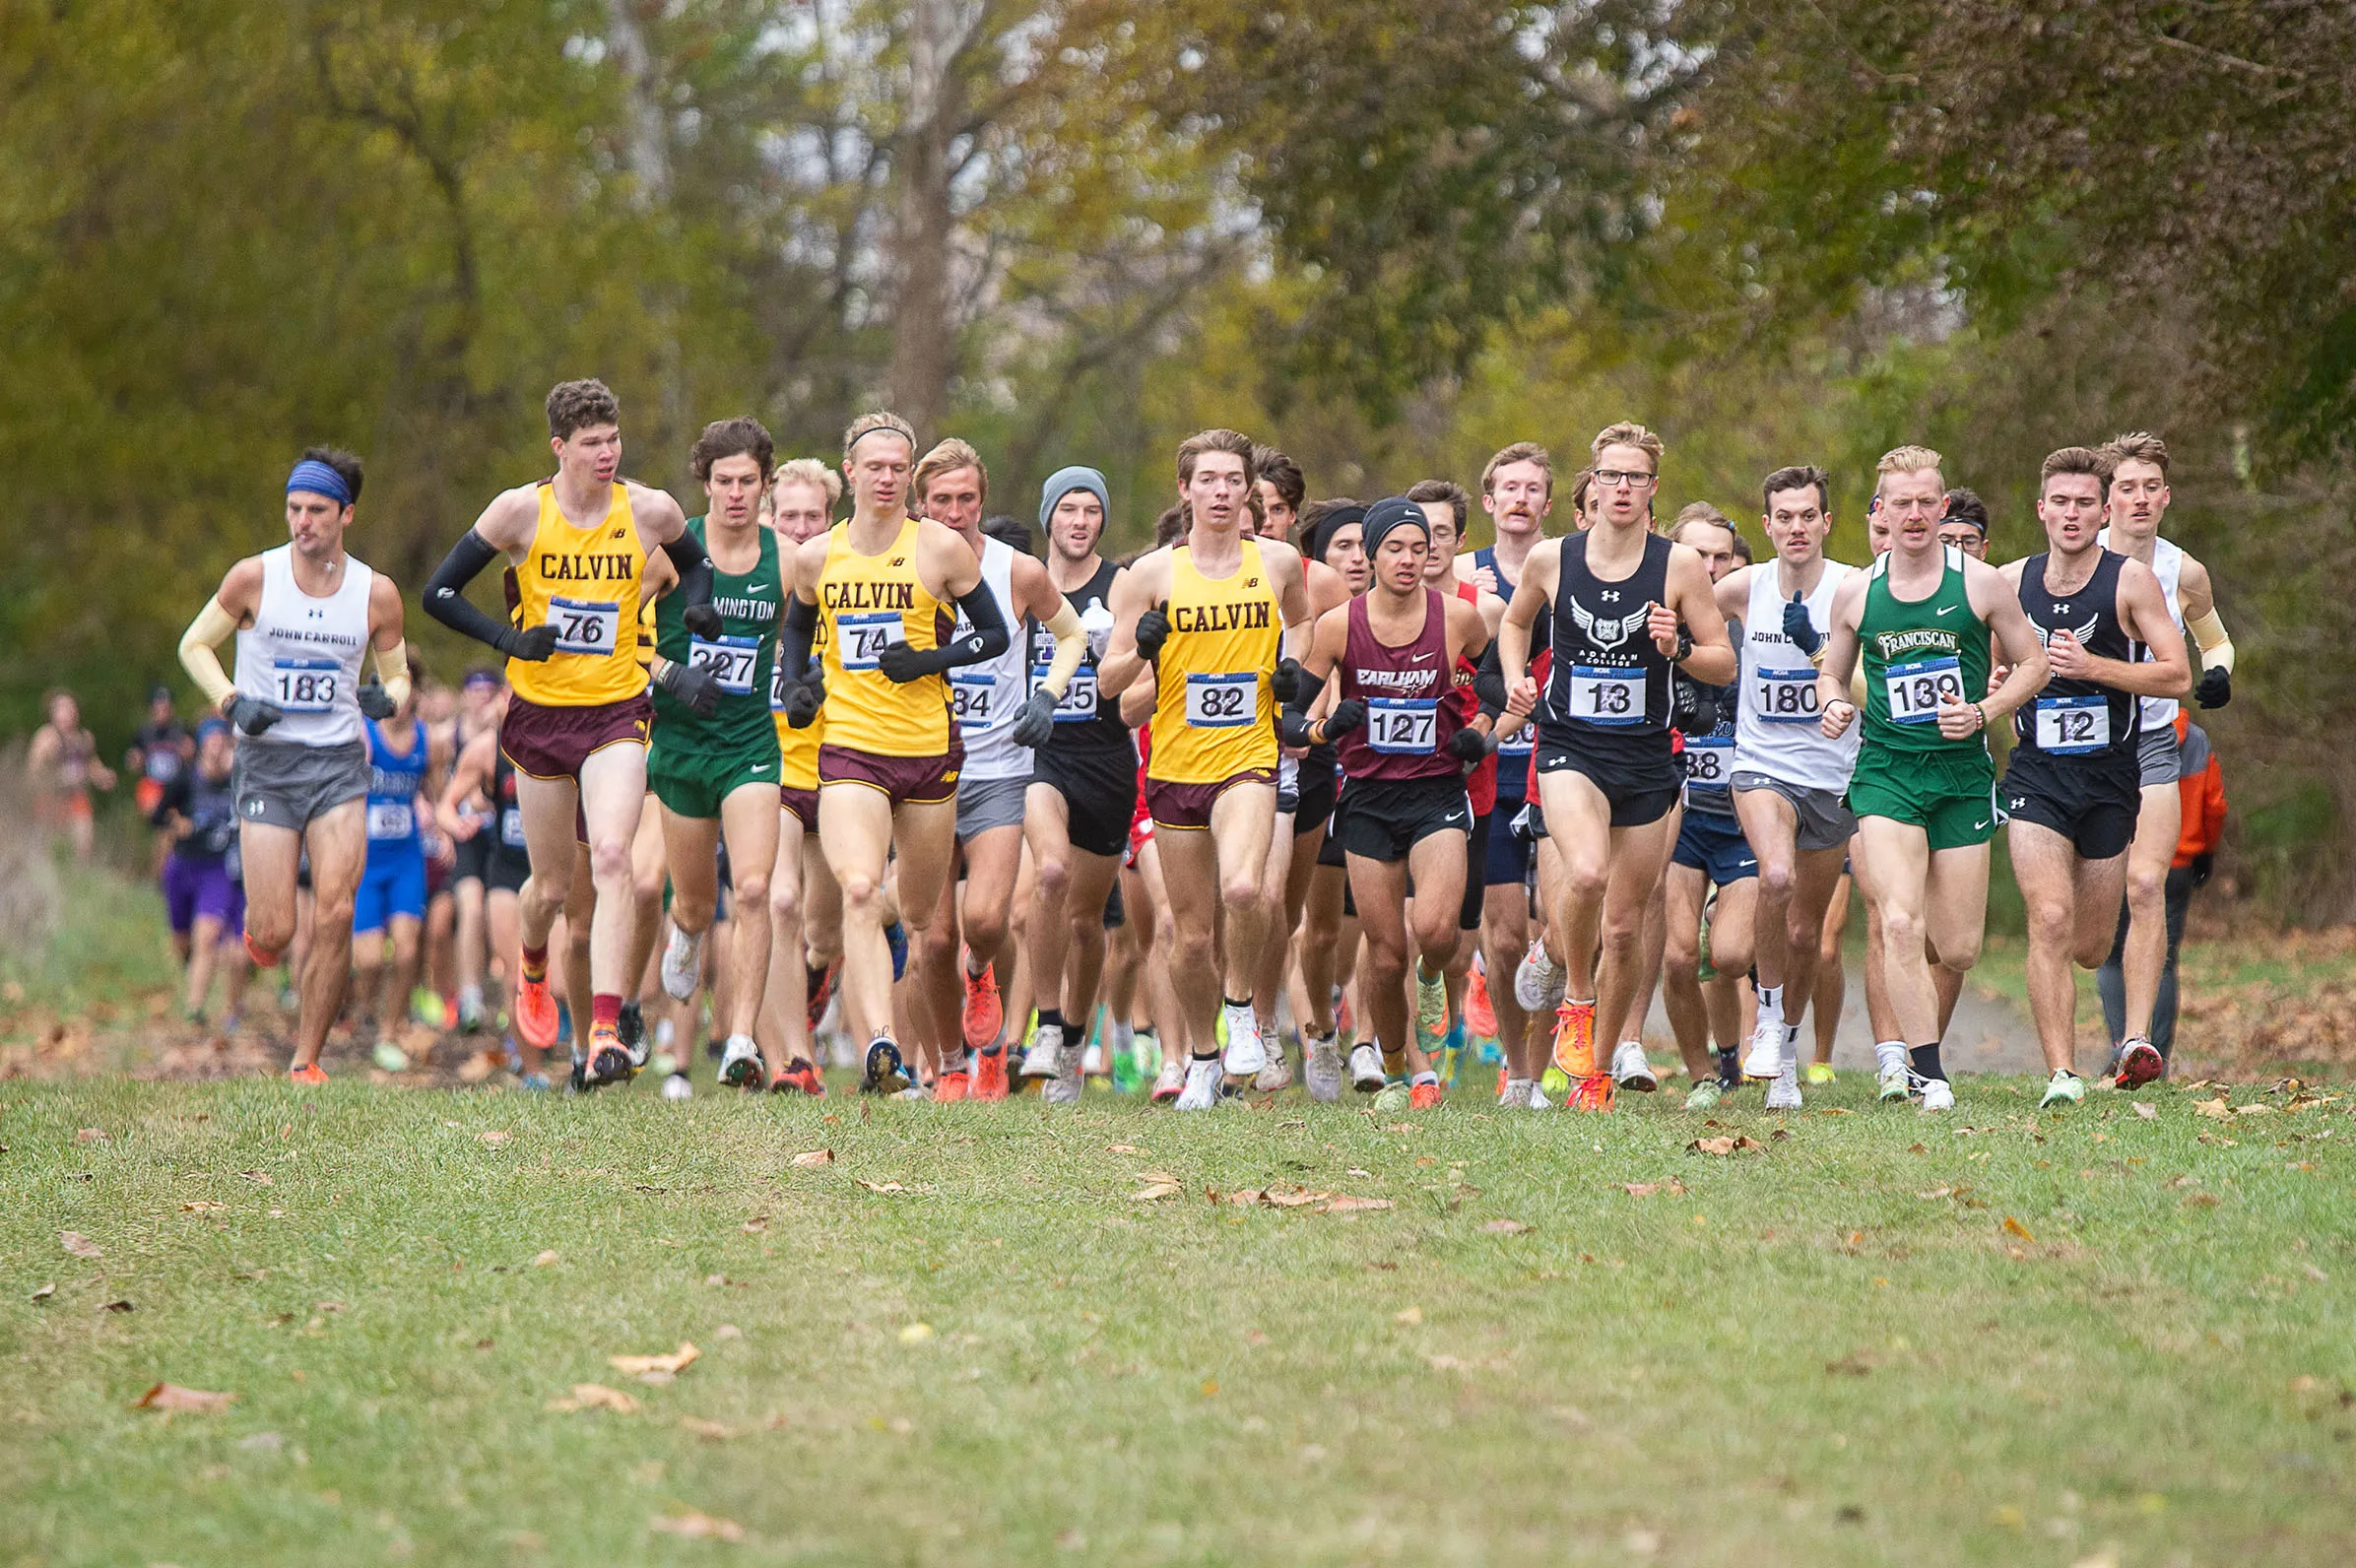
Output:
[3,0,2349,910]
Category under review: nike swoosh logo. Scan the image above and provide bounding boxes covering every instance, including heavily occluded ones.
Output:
[1935,606,1958,617]
[1973,820,1991,831]
[752,764,773,773]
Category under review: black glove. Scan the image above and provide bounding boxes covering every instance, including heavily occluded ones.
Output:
[1010,687,1059,749]
[1783,592,1822,657]
[875,640,933,684]
[356,680,397,720]
[2190,851,2215,887]
[1134,602,1172,661]
[1447,728,1490,762]
[501,622,560,662]
[1321,698,1367,740]
[1279,712,1314,749]
[225,694,282,737]
[2194,666,2231,709]
[1272,657,1305,704]
[782,674,823,729]
[1671,678,1718,736]
[656,659,721,718]
[683,604,724,639]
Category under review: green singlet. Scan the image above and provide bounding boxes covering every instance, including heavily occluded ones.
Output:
[648,516,783,818]
[1847,545,2000,849]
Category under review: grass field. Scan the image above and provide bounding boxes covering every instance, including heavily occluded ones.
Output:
[6,1071,2354,1566]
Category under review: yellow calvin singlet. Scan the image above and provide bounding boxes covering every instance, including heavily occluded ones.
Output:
[771,615,827,790]
[1150,539,1281,784]
[507,483,649,707]
[816,518,953,758]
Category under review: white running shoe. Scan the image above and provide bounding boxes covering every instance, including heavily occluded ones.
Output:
[1019,1022,1064,1079]
[896,1078,934,1101]
[1764,1064,1802,1111]
[660,1072,693,1101]
[1346,1042,1387,1094]
[1255,1034,1294,1092]
[1528,1080,1553,1111]
[1501,1077,1533,1108]
[660,924,704,1003]
[1741,1016,1783,1081]
[1610,1040,1658,1092]
[1150,1056,1186,1103]
[1875,1042,1912,1102]
[1044,1041,1084,1105]
[1513,941,1564,1014]
[1304,1035,1342,1102]
[1080,1041,1106,1078]
[1221,1003,1265,1077]
[1175,1056,1224,1110]
[718,1033,763,1088]
[1917,1075,1954,1113]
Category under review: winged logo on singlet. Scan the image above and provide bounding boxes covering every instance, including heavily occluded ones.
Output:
[2037,615,2102,649]
[1567,596,1652,651]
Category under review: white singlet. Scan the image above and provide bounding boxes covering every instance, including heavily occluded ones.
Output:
[2096,526,2183,731]
[950,536,1034,782]
[1732,558,1859,792]
[233,545,375,748]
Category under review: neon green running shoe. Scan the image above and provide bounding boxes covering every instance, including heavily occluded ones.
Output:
[1371,1079,1411,1115]
[1684,1077,1725,1112]
[2039,1070,2085,1109]
[1414,967,1449,1055]
[1805,1062,1836,1086]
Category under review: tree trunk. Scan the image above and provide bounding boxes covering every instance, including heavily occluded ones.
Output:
[887,0,959,441]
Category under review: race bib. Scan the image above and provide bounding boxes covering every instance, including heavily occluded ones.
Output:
[1495,723,1536,758]
[1684,736,1733,787]
[1885,656,1963,725]
[950,672,998,730]
[836,611,904,672]
[1038,663,1097,723]
[271,658,342,713]
[545,596,622,657]
[687,633,759,696]
[1570,665,1645,726]
[1184,671,1256,728]
[366,801,414,840]
[2034,694,2110,754]
[1366,697,1439,754]
[499,807,526,849]
[1753,667,1820,725]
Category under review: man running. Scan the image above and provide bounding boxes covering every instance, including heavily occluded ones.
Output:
[176,448,409,1081]
[2001,446,2189,1107]
[1715,465,1862,1107]
[1500,424,1735,1111]
[772,412,1024,1092]
[154,718,249,1027]
[1098,429,1312,1110]
[1815,445,2047,1112]
[422,379,723,1086]
[352,687,446,1062]
[2095,431,2234,1085]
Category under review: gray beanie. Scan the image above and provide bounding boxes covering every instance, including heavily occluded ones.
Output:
[1039,465,1111,530]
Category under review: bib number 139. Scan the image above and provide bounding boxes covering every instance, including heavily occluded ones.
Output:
[1885,656,1963,725]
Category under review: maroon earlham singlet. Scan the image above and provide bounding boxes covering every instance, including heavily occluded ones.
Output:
[1337,589,1463,782]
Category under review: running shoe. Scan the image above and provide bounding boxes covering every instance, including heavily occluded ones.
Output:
[1408,1079,1444,1111]
[1514,941,1564,1014]
[1371,1079,1411,1115]
[1019,1022,1064,1079]
[1548,998,1596,1078]
[1044,1041,1084,1105]
[1220,1001,1265,1078]
[884,919,909,982]
[1304,1034,1343,1103]
[1875,1043,1912,1102]
[618,999,646,1056]
[1539,1065,1572,1100]
[516,1072,551,1092]
[648,1052,678,1079]
[661,925,704,1003]
[897,1078,934,1101]
[806,961,838,1032]
[2116,1036,2164,1088]
[1414,968,1450,1056]
[287,1062,328,1086]
[1502,1076,1534,1108]
[371,1040,411,1074]
[2039,1070,2085,1109]
[413,987,444,1028]
[1805,1062,1836,1085]
[936,1067,971,1102]
[960,961,1004,1051]
[586,1025,634,1085]
[769,1059,825,1096]
[1465,959,1499,1041]
[719,1033,764,1089]
[1527,1079,1553,1111]
[1347,1042,1387,1094]
[1916,1075,1955,1113]
[1609,1039,1658,1092]
[1764,1064,1802,1111]
[1255,1032,1293,1092]
[1150,1057,1186,1104]
[458,993,486,1035]
[1081,1041,1106,1078]
[1741,1016,1783,1081]
[862,1036,908,1095]
[1565,1071,1615,1114]
[661,1072,693,1101]
[1683,1077,1724,1113]
[1174,1056,1224,1111]
[973,1046,1011,1101]
[513,972,558,1052]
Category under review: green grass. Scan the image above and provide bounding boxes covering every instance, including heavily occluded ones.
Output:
[5,1074,2354,1566]
[0,853,178,1030]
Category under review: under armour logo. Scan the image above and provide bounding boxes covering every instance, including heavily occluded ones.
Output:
[1601,590,1621,603]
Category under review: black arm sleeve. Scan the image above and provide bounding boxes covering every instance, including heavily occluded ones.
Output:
[1472,640,1508,717]
[424,531,518,654]
[885,584,1012,677]
[660,531,715,616]
[778,594,818,684]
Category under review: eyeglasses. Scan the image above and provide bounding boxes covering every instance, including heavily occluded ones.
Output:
[1593,470,1656,489]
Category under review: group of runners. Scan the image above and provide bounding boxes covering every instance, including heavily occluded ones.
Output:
[152,378,2237,1110]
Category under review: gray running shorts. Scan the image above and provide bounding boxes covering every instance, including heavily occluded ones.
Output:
[2136,724,2178,789]
[955,774,1029,843]
[232,738,369,833]
[1732,771,1856,853]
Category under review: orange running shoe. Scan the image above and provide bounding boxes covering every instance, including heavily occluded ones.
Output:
[1566,1071,1615,1113]
[936,1067,971,1102]
[768,1059,825,1096]
[585,1024,632,1085]
[805,961,839,1032]
[972,1047,1010,1101]
[287,1061,328,1085]
[960,962,1004,1050]
[1408,1079,1445,1110]
[1465,962,1499,1040]
[513,972,558,1052]
[1549,998,1596,1078]
[245,933,284,970]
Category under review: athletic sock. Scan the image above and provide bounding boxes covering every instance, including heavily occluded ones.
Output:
[521,944,549,984]
[1781,1020,1800,1071]
[1716,1048,1741,1088]
[1911,1042,1945,1082]
[1191,1050,1222,1064]
[1036,1008,1066,1035]
[1381,1045,1407,1077]
[592,993,621,1031]
[459,984,483,1012]
[1756,983,1784,1027]
[1411,1070,1439,1088]
[1221,994,1253,1013]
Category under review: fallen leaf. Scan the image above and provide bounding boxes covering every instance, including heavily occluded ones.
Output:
[649,1511,744,1542]
[1262,1187,1329,1209]
[791,1149,834,1167]
[548,1383,640,1415]
[1481,1219,1533,1235]
[898,1324,933,1344]
[715,1324,742,1340]
[2192,1098,2230,1120]
[1818,1106,1855,1116]
[2001,1216,2035,1242]
[1346,1167,1374,1178]
[60,1231,101,1259]
[100,1299,134,1313]
[742,1215,769,1234]
[2132,1102,2158,1120]
[239,1170,272,1185]
[1131,1182,1183,1203]
[1105,1143,1145,1154]
[181,1201,226,1213]
[854,1180,905,1194]
[1394,1306,1423,1325]
[133,1383,236,1413]
[1687,1136,1763,1155]
[1825,1353,1876,1377]
[479,1130,511,1145]
[679,1416,738,1440]
[1918,1186,1956,1201]
[75,1128,107,1143]
[610,1343,699,1377]
[30,1283,54,1303]
[1319,1195,1395,1214]
[2185,1192,2221,1209]
[2234,1104,2274,1117]
[1219,1188,1266,1206]
[1623,1182,1663,1197]
[532,1250,559,1268]
[1907,1142,1929,1154]
[2303,1264,2328,1282]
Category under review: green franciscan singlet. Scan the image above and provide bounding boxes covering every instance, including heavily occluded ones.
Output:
[650,516,784,755]
[1859,545,1993,759]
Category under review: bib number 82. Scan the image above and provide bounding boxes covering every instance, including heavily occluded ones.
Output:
[1184,672,1255,727]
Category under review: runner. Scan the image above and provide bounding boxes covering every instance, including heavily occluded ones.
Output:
[153,718,248,1027]
[1814,445,2047,1112]
[445,668,505,1034]
[1098,429,1313,1110]
[2000,446,2189,1107]
[646,418,793,1090]
[1499,424,1736,1111]
[28,690,115,861]
[2096,714,2226,1069]
[1289,498,1372,1099]
[1286,496,1491,1108]
[904,438,1081,1100]
[128,684,193,872]
[2095,431,2235,1085]
[351,687,447,1064]
[772,411,1019,1093]
[1018,466,1137,1103]
[175,447,409,1081]
[421,379,722,1086]
[1938,489,1991,560]
[1715,464,1861,1108]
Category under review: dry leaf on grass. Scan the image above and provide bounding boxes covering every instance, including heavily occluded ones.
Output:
[1687,1136,1764,1156]
[532,1250,558,1268]
[1131,1181,1183,1203]
[1480,1219,1533,1235]
[2001,1216,2035,1242]
[1621,1179,1688,1198]
[181,1201,225,1213]
[548,1383,640,1415]
[1319,1195,1394,1214]
[133,1382,235,1413]
[59,1231,101,1259]
[2234,1104,2274,1117]
[2192,1097,2231,1120]
[30,1283,54,1303]
[2132,1102,2158,1120]
[649,1511,744,1541]
[1105,1143,1145,1154]
[1262,1187,1328,1209]
[1824,1352,1876,1377]
[610,1343,698,1378]
[101,1299,134,1313]
[791,1149,834,1168]
[2185,1192,2221,1209]
[679,1416,739,1440]
[742,1215,769,1234]
[239,1171,272,1185]
[75,1128,106,1143]
[479,1130,511,1145]
[853,1180,905,1194]
[1394,1306,1423,1325]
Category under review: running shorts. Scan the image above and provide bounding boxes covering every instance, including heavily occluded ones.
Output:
[1333,775,1473,864]
[231,738,369,834]
[1731,772,1856,853]
[1146,767,1276,831]
[1671,809,1759,886]
[355,846,427,933]
[501,693,652,781]
[2003,748,2140,861]
[1847,747,2001,852]
[650,737,782,820]
[818,744,958,807]
[956,775,1029,842]
[1034,747,1136,861]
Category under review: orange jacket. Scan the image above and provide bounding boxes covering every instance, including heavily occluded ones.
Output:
[2174,714,2226,867]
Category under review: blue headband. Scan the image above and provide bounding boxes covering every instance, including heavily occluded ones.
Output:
[286,459,353,507]
[1039,465,1110,530]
